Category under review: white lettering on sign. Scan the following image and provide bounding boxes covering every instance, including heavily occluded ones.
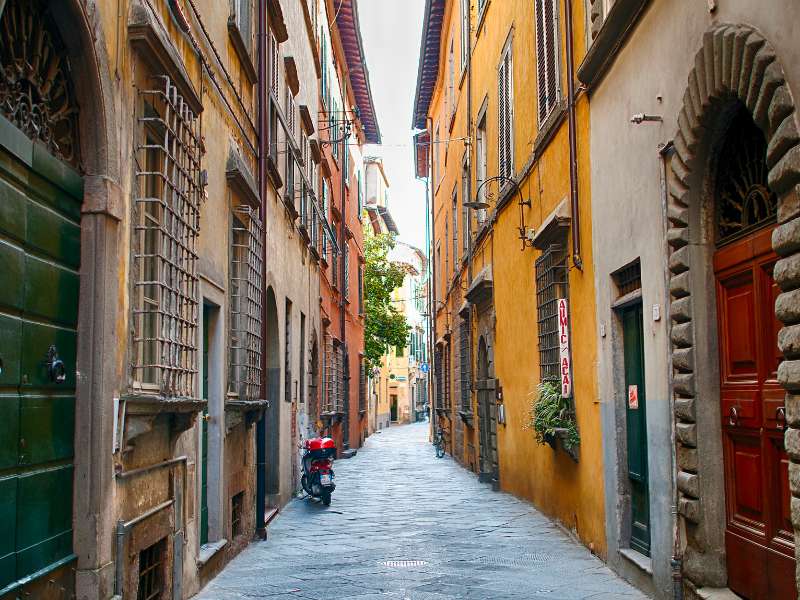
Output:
[558,298,572,398]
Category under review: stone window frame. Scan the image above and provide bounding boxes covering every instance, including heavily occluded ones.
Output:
[666,24,800,592]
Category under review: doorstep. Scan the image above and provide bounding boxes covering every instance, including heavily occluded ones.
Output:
[619,548,652,575]
[696,588,741,600]
[197,539,228,567]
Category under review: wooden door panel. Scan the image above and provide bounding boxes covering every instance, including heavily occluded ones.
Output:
[718,273,758,381]
[725,432,767,534]
[726,529,768,600]
[768,435,794,547]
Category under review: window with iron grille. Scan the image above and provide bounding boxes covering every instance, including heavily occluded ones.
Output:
[452,187,459,267]
[299,313,306,404]
[231,491,244,538]
[462,163,470,254]
[445,343,452,410]
[434,346,444,410]
[132,76,203,399]
[498,40,513,180]
[358,263,364,315]
[359,355,367,412]
[535,0,560,124]
[285,298,293,403]
[613,260,642,297]
[459,316,471,412]
[535,243,569,383]
[324,337,344,413]
[285,144,297,210]
[229,206,264,401]
[137,538,166,600]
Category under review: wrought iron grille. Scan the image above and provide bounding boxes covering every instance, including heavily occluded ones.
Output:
[323,335,343,413]
[613,260,641,297]
[715,108,777,246]
[132,76,203,398]
[137,538,166,600]
[230,206,264,402]
[0,0,81,168]
[359,357,367,412]
[459,317,471,412]
[434,346,444,410]
[535,243,568,383]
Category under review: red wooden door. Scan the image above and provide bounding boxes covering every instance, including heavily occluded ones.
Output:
[715,227,795,600]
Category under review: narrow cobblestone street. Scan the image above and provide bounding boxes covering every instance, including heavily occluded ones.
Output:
[195,423,647,600]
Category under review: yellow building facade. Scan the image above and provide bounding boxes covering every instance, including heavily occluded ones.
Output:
[414,0,605,554]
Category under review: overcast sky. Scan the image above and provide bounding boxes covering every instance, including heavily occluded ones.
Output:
[359,0,428,251]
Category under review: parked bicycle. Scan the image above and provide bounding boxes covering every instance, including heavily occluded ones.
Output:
[433,426,446,458]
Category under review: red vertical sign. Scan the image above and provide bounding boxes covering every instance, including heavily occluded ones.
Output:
[558,299,572,398]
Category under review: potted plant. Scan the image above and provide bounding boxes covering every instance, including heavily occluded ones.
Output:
[525,381,580,460]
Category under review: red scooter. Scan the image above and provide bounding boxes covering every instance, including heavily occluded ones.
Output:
[301,437,336,506]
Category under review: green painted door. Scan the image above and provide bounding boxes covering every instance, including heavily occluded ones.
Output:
[622,303,650,556]
[200,306,209,546]
[0,118,82,591]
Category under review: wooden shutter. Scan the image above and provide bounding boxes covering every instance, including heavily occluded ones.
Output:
[536,0,560,123]
[498,45,513,179]
[270,31,279,97]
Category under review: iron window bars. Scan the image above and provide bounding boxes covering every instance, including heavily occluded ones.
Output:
[132,75,203,399]
[535,243,569,383]
[323,334,344,414]
[459,316,471,413]
[230,206,264,402]
[137,538,166,600]
[359,356,367,413]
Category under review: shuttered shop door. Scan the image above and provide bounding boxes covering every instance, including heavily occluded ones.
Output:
[0,118,81,591]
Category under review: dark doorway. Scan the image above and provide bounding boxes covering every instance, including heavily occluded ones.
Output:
[265,288,281,499]
[476,337,498,486]
[621,303,650,556]
[390,394,398,422]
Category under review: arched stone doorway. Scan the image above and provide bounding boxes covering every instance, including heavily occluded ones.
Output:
[0,0,120,596]
[476,336,498,488]
[264,287,281,499]
[667,24,800,598]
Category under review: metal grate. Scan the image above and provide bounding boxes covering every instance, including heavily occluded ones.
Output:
[137,538,166,600]
[359,357,367,412]
[323,335,344,413]
[434,347,444,410]
[285,299,293,403]
[231,492,244,538]
[381,560,429,568]
[132,75,203,398]
[613,261,641,297]
[230,206,264,401]
[535,243,568,383]
[477,553,553,567]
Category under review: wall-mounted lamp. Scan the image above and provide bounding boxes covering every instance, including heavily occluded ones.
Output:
[469,175,533,251]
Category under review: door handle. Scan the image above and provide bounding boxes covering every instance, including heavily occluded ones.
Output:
[776,406,787,431]
[46,345,66,384]
[728,406,740,427]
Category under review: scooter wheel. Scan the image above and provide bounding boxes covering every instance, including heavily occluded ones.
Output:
[321,491,331,506]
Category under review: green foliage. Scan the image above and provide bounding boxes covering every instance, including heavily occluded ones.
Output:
[525,381,580,451]
[363,233,410,373]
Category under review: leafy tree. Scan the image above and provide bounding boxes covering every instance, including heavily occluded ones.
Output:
[363,233,410,373]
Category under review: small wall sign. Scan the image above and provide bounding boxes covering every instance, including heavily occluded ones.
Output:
[558,298,572,398]
[628,385,639,410]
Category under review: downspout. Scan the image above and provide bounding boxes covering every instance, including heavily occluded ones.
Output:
[255,0,268,540]
[564,0,582,270]
[340,128,349,449]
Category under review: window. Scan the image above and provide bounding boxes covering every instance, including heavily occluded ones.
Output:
[498,39,513,180]
[448,38,456,121]
[231,492,244,538]
[435,124,442,183]
[230,207,264,401]
[285,87,296,137]
[444,219,449,287]
[231,0,253,54]
[452,188,459,267]
[357,169,363,220]
[535,0,560,123]
[535,242,569,382]
[435,243,442,303]
[285,298,293,402]
[132,76,203,398]
[460,0,469,70]
[269,31,279,97]
[435,346,444,409]
[359,355,367,412]
[459,316,471,412]
[444,343,452,410]
[462,162,470,253]
[343,240,350,299]
[137,538,166,600]
[476,108,488,224]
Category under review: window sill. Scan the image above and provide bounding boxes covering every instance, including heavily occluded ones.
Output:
[618,548,652,576]
[227,21,257,85]
[198,539,228,568]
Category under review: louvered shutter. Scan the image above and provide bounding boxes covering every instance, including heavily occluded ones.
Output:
[498,46,513,180]
[536,0,560,123]
[270,31,279,97]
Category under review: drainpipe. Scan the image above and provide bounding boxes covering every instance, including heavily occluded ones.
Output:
[255,0,268,540]
[340,129,350,450]
[564,0,582,270]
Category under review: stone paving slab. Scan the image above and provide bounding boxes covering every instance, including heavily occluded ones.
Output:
[194,422,648,600]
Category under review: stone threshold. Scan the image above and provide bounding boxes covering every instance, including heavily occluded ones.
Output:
[197,539,228,567]
[618,548,652,575]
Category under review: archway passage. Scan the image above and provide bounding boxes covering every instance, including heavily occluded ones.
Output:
[0,0,84,592]
[713,107,792,600]
[668,24,800,598]
[264,288,281,499]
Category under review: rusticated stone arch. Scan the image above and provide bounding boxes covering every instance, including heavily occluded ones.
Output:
[667,23,800,593]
